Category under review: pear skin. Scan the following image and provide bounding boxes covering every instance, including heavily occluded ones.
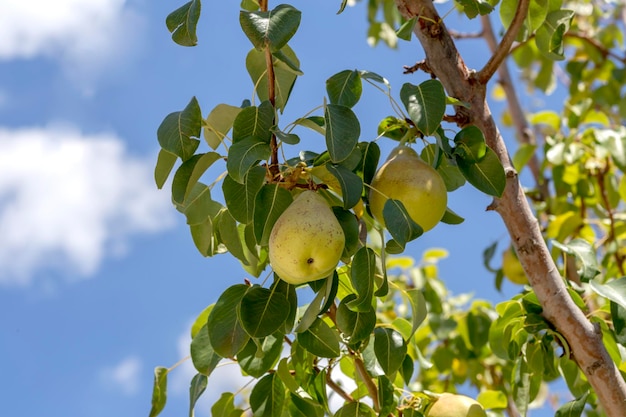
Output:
[427,393,487,417]
[269,191,345,285]
[369,145,447,232]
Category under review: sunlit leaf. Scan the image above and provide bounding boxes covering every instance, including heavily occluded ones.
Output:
[155,149,178,189]
[326,70,362,108]
[477,390,508,410]
[553,239,600,282]
[456,0,494,19]
[149,366,168,417]
[455,147,506,197]
[188,374,207,417]
[298,318,341,358]
[400,80,446,135]
[246,47,300,112]
[211,392,240,417]
[536,10,574,60]
[240,4,301,51]
[289,393,325,417]
[589,277,626,311]
[166,0,201,47]
[172,152,222,204]
[157,96,202,161]
[453,125,487,163]
[334,402,376,417]
[204,103,242,149]
[190,324,221,375]
[325,103,360,163]
[396,17,416,40]
[249,374,286,417]
[216,210,248,264]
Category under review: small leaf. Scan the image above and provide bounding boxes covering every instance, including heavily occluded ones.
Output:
[440,207,465,225]
[249,374,286,417]
[555,392,588,417]
[334,402,376,417]
[383,199,423,251]
[325,104,360,163]
[222,166,265,225]
[456,0,494,19]
[357,141,381,186]
[402,288,427,340]
[400,80,446,135]
[589,277,626,311]
[326,70,362,108]
[298,318,341,358]
[175,182,223,225]
[190,324,221,375]
[252,184,293,246]
[553,239,600,282]
[333,207,360,259]
[188,374,207,417]
[240,4,301,51]
[476,390,508,410]
[232,101,274,143]
[149,366,168,417]
[172,152,222,204]
[155,149,178,189]
[238,333,284,378]
[271,126,300,145]
[166,0,201,47]
[373,327,407,376]
[239,286,289,337]
[377,116,409,141]
[246,48,300,113]
[536,10,574,61]
[226,137,271,184]
[211,393,239,417]
[289,393,325,417]
[453,125,487,163]
[396,17,416,41]
[157,96,202,161]
[207,285,250,358]
[204,103,242,149]
[347,247,376,312]
[455,147,506,197]
[326,164,363,209]
[336,294,376,344]
[611,301,626,345]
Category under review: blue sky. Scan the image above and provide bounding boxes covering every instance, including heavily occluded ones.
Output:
[0,1,560,416]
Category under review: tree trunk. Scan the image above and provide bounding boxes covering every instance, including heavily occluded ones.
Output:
[394,1,626,415]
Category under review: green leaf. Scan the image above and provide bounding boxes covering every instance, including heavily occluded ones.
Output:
[172,152,222,204]
[272,278,298,334]
[590,277,626,311]
[357,141,380,187]
[207,284,250,358]
[288,394,325,417]
[240,4,301,52]
[453,125,487,163]
[336,294,376,344]
[298,318,341,358]
[157,96,202,161]
[326,164,363,209]
[211,393,240,417]
[555,392,588,417]
[553,239,600,282]
[377,116,409,141]
[249,374,286,417]
[456,0,494,19]
[595,128,626,172]
[165,0,201,47]
[175,182,223,225]
[378,375,397,416]
[400,80,446,135]
[155,149,178,189]
[334,402,376,417]
[149,366,168,417]
[325,103,360,163]
[271,126,300,145]
[239,285,289,337]
[203,103,242,149]
[441,207,465,225]
[188,374,207,417]
[189,218,216,256]
[252,184,293,246]
[190,324,221,375]
[402,288,427,340]
[277,359,300,394]
[246,47,300,113]
[347,247,376,312]
[226,137,271,184]
[191,305,212,339]
[222,166,266,224]
[611,301,626,345]
[383,199,423,251]
[332,207,360,259]
[232,101,274,143]
[396,17,416,41]
[373,327,407,376]
[421,144,466,192]
[455,147,506,197]
[476,390,508,410]
[536,10,574,60]
[326,70,362,108]
[238,333,284,378]
[294,276,334,333]
[216,210,248,264]
[512,143,537,173]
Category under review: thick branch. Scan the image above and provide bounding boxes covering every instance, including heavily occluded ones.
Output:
[394,1,626,415]
[477,0,529,84]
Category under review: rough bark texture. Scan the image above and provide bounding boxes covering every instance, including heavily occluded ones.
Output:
[394,1,626,415]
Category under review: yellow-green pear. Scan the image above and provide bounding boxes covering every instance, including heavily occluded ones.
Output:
[369,145,447,232]
[427,393,487,417]
[502,247,528,285]
[269,190,345,285]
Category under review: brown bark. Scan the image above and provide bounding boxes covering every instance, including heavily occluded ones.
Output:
[394,1,626,415]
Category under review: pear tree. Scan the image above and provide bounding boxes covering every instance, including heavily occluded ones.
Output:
[150,0,626,416]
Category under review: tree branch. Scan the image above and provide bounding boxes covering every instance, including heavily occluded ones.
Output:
[394,1,626,415]
[260,0,280,180]
[476,0,529,84]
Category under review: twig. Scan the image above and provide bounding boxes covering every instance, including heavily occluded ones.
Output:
[476,0,530,84]
[354,353,380,412]
[260,0,280,180]
[326,370,355,403]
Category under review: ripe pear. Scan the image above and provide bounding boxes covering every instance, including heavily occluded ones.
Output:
[269,190,345,285]
[502,247,528,285]
[369,145,447,232]
[427,393,487,417]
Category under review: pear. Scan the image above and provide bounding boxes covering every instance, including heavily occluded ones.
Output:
[427,393,487,417]
[502,247,528,285]
[369,145,447,232]
[269,190,345,285]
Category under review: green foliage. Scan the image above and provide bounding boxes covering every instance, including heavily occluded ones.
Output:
[150,0,626,416]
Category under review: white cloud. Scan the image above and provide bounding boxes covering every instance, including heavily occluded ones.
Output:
[101,356,143,396]
[0,125,175,286]
[0,0,144,84]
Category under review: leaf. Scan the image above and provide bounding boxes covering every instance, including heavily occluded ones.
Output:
[455,147,506,197]
[336,294,376,344]
[555,392,588,417]
[155,149,178,189]
[476,390,508,410]
[191,305,212,339]
[239,286,289,337]
[594,128,626,172]
[240,4,301,52]
[453,125,487,163]
[589,277,626,311]
[277,359,300,394]
[383,199,423,252]
[441,207,465,225]
[211,393,239,417]
[535,10,575,60]
[216,210,249,264]
[553,239,600,282]
[294,276,333,333]
[298,318,341,358]
[226,137,271,184]
[611,301,626,345]
[203,103,242,149]
[378,375,397,416]
[326,70,362,108]
[288,394,325,417]
[176,182,223,225]
[326,164,363,209]
[252,184,293,246]
[189,218,216,256]
[232,101,274,143]
[190,324,221,375]
[188,374,207,417]
[396,17,416,41]
[238,333,284,378]
[400,80,446,135]
[357,141,381,186]
[271,125,300,145]
[512,143,538,173]
[222,166,266,224]
[325,104,360,163]
[207,284,250,358]
[149,366,168,417]
[373,327,407,376]
[249,374,286,417]
[347,247,376,312]
[333,207,360,259]
[246,47,300,113]
[172,152,222,204]
[456,0,494,19]
[334,402,376,417]
[157,96,202,161]
[402,288,427,340]
[165,0,201,47]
